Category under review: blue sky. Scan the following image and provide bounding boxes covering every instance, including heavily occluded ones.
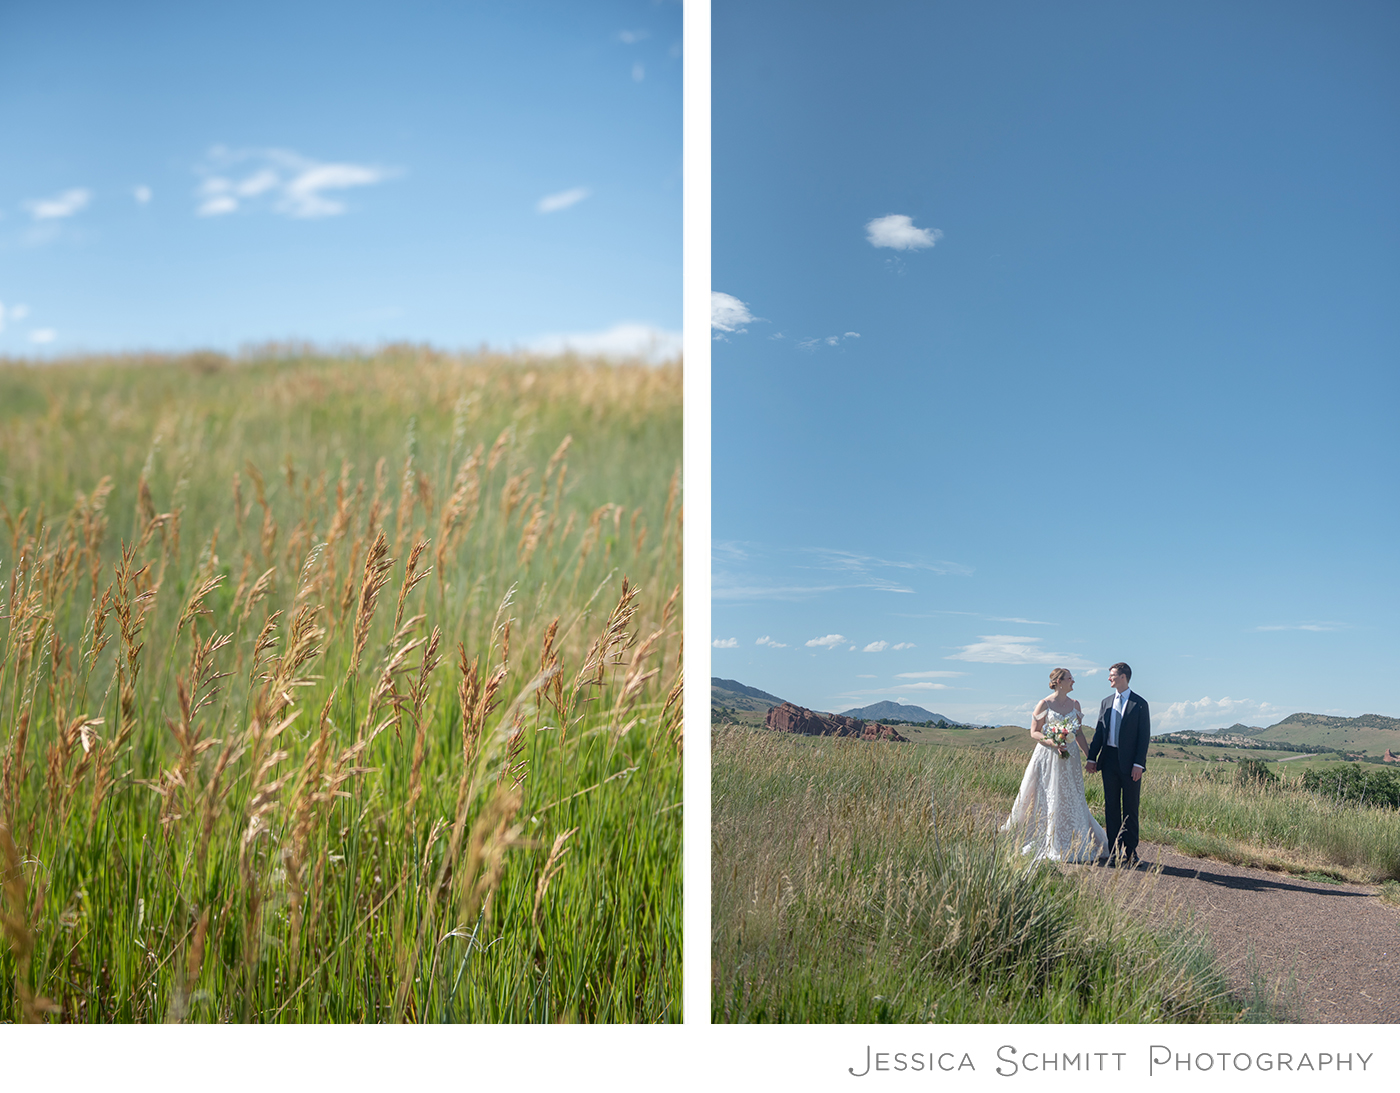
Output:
[0,0,680,359]
[711,0,1400,732]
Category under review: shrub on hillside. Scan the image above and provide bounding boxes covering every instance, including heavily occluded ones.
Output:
[1234,758,1279,788]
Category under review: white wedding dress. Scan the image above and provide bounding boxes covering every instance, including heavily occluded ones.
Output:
[1000,711,1108,863]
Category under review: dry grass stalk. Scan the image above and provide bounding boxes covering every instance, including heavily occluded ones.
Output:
[393,537,432,634]
[405,626,443,822]
[532,825,578,928]
[350,530,393,675]
[0,823,60,1022]
[571,577,639,712]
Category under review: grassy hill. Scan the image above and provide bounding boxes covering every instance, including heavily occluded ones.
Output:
[1251,713,1400,755]
[710,677,785,713]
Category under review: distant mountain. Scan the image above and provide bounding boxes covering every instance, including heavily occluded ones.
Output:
[1202,722,1270,736]
[840,700,964,726]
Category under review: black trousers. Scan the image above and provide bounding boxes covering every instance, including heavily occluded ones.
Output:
[1101,746,1142,859]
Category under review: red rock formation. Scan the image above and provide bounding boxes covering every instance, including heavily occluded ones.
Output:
[1384,749,1399,765]
[764,702,909,743]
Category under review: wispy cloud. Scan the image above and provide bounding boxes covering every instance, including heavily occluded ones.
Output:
[1253,622,1347,632]
[892,642,916,650]
[804,548,972,579]
[29,328,56,345]
[862,641,889,653]
[712,543,968,602]
[195,146,395,218]
[632,63,645,82]
[866,213,942,250]
[712,637,738,649]
[756,636,787,648]
[988,616,1053,626]
[133,185,152,205]
[537,187,591,214]
[805,634,846,649]
[947,635,1097,668]
[797,331,861,350]
[25,188,92,220]
[895,670,963,679]
[711,291,755,334]
[526,322,680,364]
[618,29,650,44]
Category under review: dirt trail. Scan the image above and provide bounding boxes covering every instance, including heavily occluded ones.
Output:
[1084,842,1400,1023]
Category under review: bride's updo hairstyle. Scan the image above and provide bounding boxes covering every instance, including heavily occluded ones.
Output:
[1049,668,1071,690]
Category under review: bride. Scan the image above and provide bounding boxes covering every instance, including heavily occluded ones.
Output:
[1000,668,1108,863]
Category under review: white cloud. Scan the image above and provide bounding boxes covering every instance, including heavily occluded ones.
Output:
[892,642,916,650]
[862,641,889,653]
[712,637,739,649]
[195,147,395,218]
[756,635,787,648]
[947,635,1098,668]
[25,188,92,220]
[1157,696,1288,733]
[857,674,877,679]
[988,616,1053,625]
[133,185,152,204]
[537,187,591,214]
[1253,622,1346,632]
[895,670,962,679]
[805,634,846,649]
[29,328,56,344]
[866,213,942,251]
[632,63,646,82]
[903,682,950,691]
[525,322,681,364]
[0,302,30,333]
[618,29,650,44]
[711,291,755,333]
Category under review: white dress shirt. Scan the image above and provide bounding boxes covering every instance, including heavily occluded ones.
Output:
[1108,687,1144,771]
[1109,688,1130,748]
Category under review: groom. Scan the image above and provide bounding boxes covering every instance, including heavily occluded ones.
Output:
[1085,662,1150,866]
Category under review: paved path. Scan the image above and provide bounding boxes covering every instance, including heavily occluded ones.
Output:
[1084,842,1399,1022]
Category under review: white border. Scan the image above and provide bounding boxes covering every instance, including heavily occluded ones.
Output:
[681,0,713,1037]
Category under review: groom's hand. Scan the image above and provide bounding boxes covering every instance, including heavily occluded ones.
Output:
[1084,761,1096,774]
[1131,765,1143,782]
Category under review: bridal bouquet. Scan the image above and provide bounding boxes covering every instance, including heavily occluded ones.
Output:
[1044,715,1075,756]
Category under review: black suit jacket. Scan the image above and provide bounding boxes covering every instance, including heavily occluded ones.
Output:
[1088,689,1150,776]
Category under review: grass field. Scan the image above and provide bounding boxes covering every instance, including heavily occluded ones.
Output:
[0,347,682,1022]
[712,727,1281,1023]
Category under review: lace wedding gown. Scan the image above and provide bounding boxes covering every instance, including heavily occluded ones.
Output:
[999,711,1108,863]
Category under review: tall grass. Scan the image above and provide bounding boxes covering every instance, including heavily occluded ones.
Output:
[0,348,682,1022]
[1145,768,1400,882]
[712,728,1277,1023]
[870,737,1400,883]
